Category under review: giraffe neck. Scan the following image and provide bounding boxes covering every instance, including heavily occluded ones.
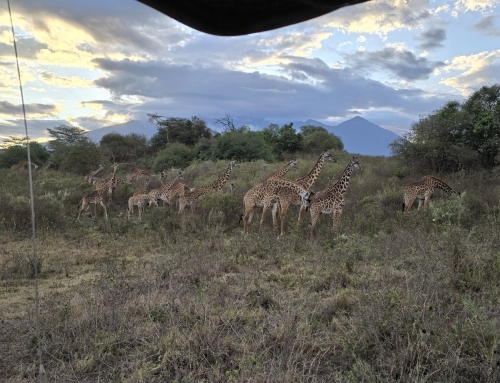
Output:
[212,163,233,189]
[296,154,325,189]
[163,174,182,190]
[93,167,103,177]
[430,177,456,196]
[266,161,295,179]
[329,162,356,196]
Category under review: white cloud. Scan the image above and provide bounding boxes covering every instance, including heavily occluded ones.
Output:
[357,35,367,42]
[453,0,500,13]
[441,49,500,94]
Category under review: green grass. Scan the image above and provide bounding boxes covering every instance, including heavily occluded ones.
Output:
[1,156,500,382]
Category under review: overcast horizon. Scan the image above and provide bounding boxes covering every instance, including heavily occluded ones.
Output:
[0,0,499,142]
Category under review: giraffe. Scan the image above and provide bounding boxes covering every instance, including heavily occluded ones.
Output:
[126,194,158,221]
[240,160,299,229]
[77,185,109,221]
[160,170,168,183]
[271,150,337,235]
[210,160,238,193]
[308,157,362,241]
[167,181,195,206]
[10,160,38,171]
[314,176,335,199]
[263,159,298,181]
[402,176,460,212]
[177,185,212,214]
[177,161,238,213]
[240,178,313,234]
[126,169,152,183]
[133,178,152,196]
[84,164,104,184]
[148,172,184,206]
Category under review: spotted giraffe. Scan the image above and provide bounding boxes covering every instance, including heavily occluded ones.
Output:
[308,157,361,240]
[210,160,238,193]
[126,193,158,221]
[126,169,152,183]
[167,181,195,206]
[240,160,299,228]
[271,151,336,236]
[148,172,183,206]
[314,176,335,199]
[402,176,460,212]
[178,161,238,214]
[77,185,109,221]
[240,178,313,234]
[263,159,298,181]
[84,164,103,184]
[133,179,152,196]
[11,160,38,171]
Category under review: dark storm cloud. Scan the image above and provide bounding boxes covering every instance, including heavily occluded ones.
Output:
[474,15,500,36]
[344,47,445,81]
[0,101,56,115]
[91,56,449,125]
[0,37,48,59]
[416,27,447,50]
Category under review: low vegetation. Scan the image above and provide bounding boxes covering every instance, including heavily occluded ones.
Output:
[2,152,500,382]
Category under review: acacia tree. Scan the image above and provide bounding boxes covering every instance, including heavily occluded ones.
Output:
[47,125,101,174]
[148,114,213,150]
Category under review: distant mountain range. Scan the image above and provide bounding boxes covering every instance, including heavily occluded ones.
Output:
[85,116,400,156]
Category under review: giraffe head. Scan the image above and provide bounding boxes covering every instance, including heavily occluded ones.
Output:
[350,157,362,171]
[229,160,239,169]
[160,170,168,181]
[289,159,299,169]
[322,150,337,163]
[33,163,39,170]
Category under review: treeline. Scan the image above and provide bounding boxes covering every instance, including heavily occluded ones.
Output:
[0,114,344,175]
[391,84,500,173]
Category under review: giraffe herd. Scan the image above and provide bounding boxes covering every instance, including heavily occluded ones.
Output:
[11,154,460,239]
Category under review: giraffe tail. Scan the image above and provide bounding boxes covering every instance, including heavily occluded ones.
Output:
[402,202,405,212]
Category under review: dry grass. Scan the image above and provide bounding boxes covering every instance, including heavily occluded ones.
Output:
[1,157,500,382]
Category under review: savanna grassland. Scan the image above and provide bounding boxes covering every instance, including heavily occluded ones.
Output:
[1,153,500,382]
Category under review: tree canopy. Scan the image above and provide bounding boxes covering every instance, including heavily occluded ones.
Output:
[390,84,500,172]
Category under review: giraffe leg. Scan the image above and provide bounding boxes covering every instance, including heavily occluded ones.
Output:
[333,209,342,239]
[404,197,416,212]
[308,208,320,241]
[260,204,271,234]
[100,201,108,220]
[279,203,290,236]
[271,202,279,232]
[297,205,306,225]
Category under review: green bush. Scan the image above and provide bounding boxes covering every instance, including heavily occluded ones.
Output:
[152,143,195,171]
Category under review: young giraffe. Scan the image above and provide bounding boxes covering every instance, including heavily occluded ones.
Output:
[240,178,313,234]
[126,193,158,221]
[126,169,152,183]
[308,157,362,241]
[167,181,195,206]
[240,160,299,228]
[10,160,38,171]
[148,172,183,206]
[263,159,298,181]
[210,160,238,193]
[271,151,336,235]
[77,185,109,221]
[84,164,104,184]
[402,176,460,212]
[133,179,152,196]
[314,176,335,199]
[178,161,238,213]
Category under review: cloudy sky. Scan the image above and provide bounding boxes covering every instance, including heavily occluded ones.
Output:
[0,0,499,142]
